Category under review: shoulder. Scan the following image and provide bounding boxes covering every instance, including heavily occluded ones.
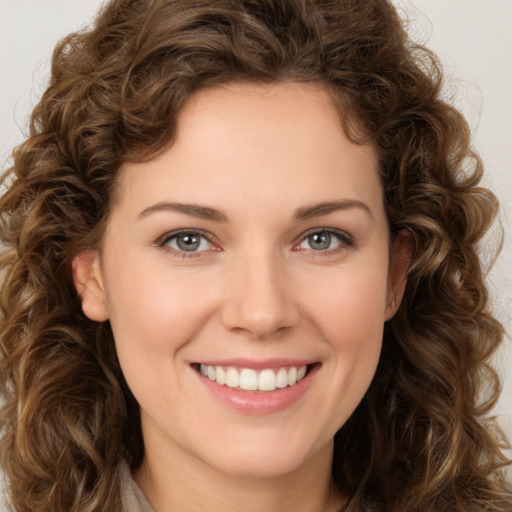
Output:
[119,462,156,512]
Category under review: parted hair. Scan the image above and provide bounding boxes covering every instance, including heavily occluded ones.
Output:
[0,0,510,510]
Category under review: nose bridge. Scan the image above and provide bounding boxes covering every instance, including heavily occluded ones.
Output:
[221,242,298,339]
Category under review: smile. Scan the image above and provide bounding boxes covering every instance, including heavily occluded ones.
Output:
[197,364,308,392]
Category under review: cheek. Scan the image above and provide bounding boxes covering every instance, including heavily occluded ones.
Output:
[103,256,221,366]
[300,264,388,410]
[104,265,223,418]
[300,261,389,345]
[325,288,386,386]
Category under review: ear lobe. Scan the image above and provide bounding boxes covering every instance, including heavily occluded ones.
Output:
[72,250,109,322]
[385,230,412,320]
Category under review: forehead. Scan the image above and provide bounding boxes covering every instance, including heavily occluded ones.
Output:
[175,81,350,160]
[114,81,382,220]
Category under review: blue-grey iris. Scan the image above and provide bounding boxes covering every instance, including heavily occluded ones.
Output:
[308,231,331,250]
[176,233,201,251]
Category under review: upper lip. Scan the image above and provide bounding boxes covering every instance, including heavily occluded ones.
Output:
[191,358,318,369]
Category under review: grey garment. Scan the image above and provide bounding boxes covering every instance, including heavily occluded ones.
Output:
[120,462,156,512]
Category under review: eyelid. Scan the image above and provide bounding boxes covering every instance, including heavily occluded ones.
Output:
[293,227,354,251]
[155,227,354,258]
[156,228,220,255]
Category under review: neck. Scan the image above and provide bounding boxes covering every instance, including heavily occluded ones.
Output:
[134,432,343,512]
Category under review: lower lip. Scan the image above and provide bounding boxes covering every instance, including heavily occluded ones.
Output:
[194,365,319,415]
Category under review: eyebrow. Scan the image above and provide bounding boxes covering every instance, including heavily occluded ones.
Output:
[137,199,372,223]
[293,200,373,220]
[137,202,228,222]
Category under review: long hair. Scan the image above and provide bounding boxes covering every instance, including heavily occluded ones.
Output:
[0,1,510,510]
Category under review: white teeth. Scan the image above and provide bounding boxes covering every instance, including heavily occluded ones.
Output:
[258,369,276,391]
[287,367,297,386]
[239,369,258,391]
[215,366,226,385]
[199,364,308,392]
[276,368,288,388]
[225,368,240,388]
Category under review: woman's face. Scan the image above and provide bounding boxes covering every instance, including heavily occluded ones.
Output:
[75,82,408,479]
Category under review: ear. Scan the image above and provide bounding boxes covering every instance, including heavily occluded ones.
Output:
[72,250,109,322]
[385,230,412,320]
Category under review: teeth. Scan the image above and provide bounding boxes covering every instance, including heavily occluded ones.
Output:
[225,368,240,388]
[215,366,226,385]
[199,364,308,392]
[276,368,288,388]
[258,369,276,391]
[287,367,297,386]
[239,369,258,391]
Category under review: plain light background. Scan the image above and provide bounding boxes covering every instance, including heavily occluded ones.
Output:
[0,0,511,501]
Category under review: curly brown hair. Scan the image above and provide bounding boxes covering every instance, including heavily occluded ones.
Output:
[0,0,510,510]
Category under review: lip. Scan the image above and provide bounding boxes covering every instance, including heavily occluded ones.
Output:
[193,358,315,370]
[191,360,321,415]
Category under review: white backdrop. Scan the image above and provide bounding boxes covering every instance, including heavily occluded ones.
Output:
[0,0,511,501]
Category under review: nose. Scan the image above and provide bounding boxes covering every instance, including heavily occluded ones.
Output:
[220,249,300,340]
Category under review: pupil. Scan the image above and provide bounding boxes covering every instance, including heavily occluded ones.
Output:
[309,232,331,250]
[177,234,200,251]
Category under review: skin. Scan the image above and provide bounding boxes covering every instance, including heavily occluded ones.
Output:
[73,81,409,512]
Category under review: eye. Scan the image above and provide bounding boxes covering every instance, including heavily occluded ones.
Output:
[159,230,214,253]
[295,229,353,252]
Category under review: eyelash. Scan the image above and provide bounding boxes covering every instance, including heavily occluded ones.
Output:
[156,229,217,259]
[156,228,354,259]
[293,228,354,258]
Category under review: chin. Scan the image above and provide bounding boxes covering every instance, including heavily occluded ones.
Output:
[191,433,332,479]
[208,454,312,479]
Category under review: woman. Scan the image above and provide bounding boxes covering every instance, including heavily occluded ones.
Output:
[0,0,510,511]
